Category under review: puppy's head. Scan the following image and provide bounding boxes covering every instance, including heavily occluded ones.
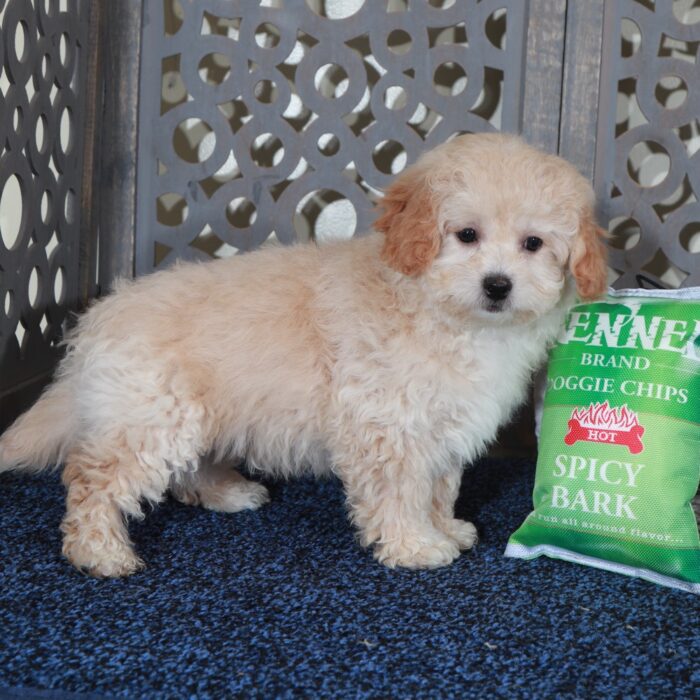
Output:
[375,133,608,321]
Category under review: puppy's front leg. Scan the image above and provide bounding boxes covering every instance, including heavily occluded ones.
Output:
[333,440,460,569]
[431,469,478,550]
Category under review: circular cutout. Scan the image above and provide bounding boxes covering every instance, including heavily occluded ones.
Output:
[4,290,14,319]
[485,9,507,49]
[60,106,73,154]
[673,0,700,25]
[304,0,364,19]
[162,66,187,105]
[679,222,700,253]
[295,189,357,241]
[434,61,467,96]
[317,133,340,157]
[0,174,24,250]
[198,52,231,86]
[173,118,215,164]
[654,75,688,109]
[254,79,278,104]
[226,197,258,228]
[608,216,641,251]
[621,18,641,57]
[35,113,48,153]
[53,30,76,86]
[41,190,51,225]
[5,11,36,86]
[43,0,54,16]
[384,85,408,110]
[388,29,412,55]
[41,53,51,80]
[28,267,41,309]
[372,140,407,175]
[314,63,349,99]
[59,32,70,67]
[14,21,28,63]
[13,105,23,133]
[250,132,284,168]
[315,199,357,242]
[627,141,670,188]
[54,266,65,304]
[255,22,280,48]
[64,188,75,224]
[164,0,184,35]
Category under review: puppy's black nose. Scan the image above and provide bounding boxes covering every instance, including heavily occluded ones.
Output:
[483,275,513,301]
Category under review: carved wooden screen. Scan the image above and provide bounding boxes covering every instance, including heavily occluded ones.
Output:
[134,0,528,275]
[0,0,95,426]
[594,0,700,289]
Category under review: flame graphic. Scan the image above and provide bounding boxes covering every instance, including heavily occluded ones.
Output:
[570,401,640,431]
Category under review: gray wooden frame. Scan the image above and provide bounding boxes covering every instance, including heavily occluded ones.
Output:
[0,0,102,430]
[96,0,142,292]
[521,0,567,153]
[132,0,530,279]
[613,0,698,289]
[101,0,599,284]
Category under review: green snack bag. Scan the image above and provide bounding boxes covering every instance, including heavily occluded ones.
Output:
[506,288,700,593]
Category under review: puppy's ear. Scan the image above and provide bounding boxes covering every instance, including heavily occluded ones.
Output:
[570,211,608,299]
[375,167,440,276]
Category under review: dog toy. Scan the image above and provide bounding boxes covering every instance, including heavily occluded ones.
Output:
[506,287,700,593]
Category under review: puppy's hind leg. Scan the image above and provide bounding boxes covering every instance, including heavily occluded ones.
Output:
[171,460,269,513]
[61,437,171,577]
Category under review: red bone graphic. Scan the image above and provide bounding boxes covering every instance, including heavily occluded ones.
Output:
[564,419,645,454]
[564,401,645,454]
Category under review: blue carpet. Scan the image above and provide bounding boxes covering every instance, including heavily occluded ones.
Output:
[0,458,698,699]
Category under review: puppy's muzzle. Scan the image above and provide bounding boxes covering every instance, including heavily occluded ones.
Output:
[482,275,512,304]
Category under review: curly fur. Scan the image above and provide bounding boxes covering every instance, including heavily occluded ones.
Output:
[0,134,608,576]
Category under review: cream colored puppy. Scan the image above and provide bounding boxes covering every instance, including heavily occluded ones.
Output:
[0,134,607,577]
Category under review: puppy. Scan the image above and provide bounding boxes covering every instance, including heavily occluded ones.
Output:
[0,134,607,577]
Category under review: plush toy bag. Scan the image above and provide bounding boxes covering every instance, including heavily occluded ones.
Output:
[506,288,700,593]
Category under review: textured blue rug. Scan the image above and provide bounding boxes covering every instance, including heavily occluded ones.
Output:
[0,458,698,699]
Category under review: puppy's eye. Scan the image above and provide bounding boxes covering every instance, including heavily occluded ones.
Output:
[524,236,543,252]
[456,228,478,244]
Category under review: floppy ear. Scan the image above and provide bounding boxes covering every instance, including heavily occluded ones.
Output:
[569,211,609,299]
[375,168,440,276]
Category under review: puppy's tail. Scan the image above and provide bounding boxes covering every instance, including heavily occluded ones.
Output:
[0,381,75,473]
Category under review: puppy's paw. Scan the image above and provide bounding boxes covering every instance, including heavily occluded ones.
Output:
[63,539,145,578]
[440,518,478,550]
[374,530,460,569]
[202,480,270,513]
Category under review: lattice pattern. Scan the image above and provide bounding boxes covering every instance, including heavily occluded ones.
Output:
[0,0,88,392]
[136,0,527,274]
[597,0,700,289]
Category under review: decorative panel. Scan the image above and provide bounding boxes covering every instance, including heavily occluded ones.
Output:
[595,0,700,289]
[0,0,90,398]
[135,0,528,275]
